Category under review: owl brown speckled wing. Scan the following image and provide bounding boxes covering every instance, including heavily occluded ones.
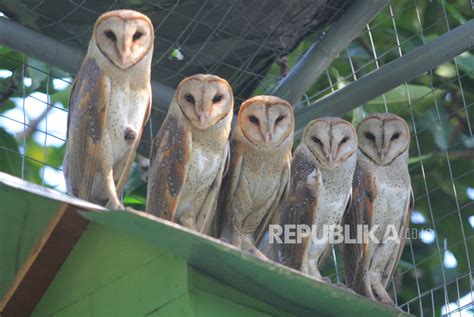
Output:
[217,139,244,240]
[65,58,110,200]
[146,115,192,220]
[278,145,319,269]
[382,188,413,287]
[343,163,377,290]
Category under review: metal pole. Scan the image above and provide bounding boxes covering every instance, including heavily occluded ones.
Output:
[273,0,390,105]
[294,19,474,134]
[0,17,175,114]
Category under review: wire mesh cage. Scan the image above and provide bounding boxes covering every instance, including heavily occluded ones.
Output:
[0,1,473,316]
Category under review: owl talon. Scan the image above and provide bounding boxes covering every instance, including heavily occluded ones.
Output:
[320,276,332,283]
[245,247,269,261]
[107,201,124,210]
[220,237,230,244]
[124,126,137,145]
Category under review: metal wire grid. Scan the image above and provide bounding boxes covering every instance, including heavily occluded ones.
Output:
[0,1,473,316]
[0,50,68,189]
[1,0,350,104]
[305,1,474,316]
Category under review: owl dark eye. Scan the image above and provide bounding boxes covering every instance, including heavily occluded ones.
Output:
[391,132,401,140]
[212,95,222,103]
[276,115,285,123]
[185,94,195,104]
[311,136,322,145]
[364,132,376,141]
[105,30,117,42]
[340,136,349,144]
[133,31,143,41]
[249,115,259,124]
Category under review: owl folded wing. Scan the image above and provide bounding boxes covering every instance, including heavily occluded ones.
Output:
[278,145,319,269]
[65,58,110,200]
[343,163,377,289]
[382,187,413,287]
[146,115,192,220]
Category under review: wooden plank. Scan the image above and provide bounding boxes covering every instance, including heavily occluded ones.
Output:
[0,173,412,317]
[81,210,412,317]
[0,184,59,298]
[188,267,294,317]
[32,223,188,317]
[0,204,89,317]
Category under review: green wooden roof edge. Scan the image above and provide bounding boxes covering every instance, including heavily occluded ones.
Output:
[0,172,412,317]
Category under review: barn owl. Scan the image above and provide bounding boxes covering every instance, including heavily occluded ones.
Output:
[344,113,412,305]
[219,95,294,256]
[64,10,154,209]
[278,117,357,281]
[146,74,233,235]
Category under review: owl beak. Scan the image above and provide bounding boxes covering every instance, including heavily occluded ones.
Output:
[199,113,208,125]
[379,149,386,162]
[116,41,131,66]
[264,132,273,145]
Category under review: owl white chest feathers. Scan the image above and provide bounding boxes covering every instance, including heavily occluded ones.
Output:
[313,153,356,234]
[305,152,356,266]
[230,144,289,233]
[91,40,152,164]
[105,80,149,162]
[175,114,232,221]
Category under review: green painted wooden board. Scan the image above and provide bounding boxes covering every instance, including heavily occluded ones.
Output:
[33,222,289,317]
[80,209,411,317]
[0,173,412,317]
[0,172,103,300]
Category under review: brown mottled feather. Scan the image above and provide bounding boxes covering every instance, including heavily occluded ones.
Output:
[65,58,109,200]
[278,145,319,269]
[382,189,413,287]
[217,139,243,240]
[343,163,378,289]
[146,115,191,220]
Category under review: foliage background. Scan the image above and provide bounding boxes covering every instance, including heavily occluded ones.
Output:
[0,1,473,316]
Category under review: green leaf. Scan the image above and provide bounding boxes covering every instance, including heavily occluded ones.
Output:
[408,153,433,165]
[0,128,21,176]
[0,47,23,71]
[417,107,451,151]
[26,57,49,91]
[457,52,474,79]
[50,85,71,109]
[351,107,366,126]
[368,85,433,106]
[123,194,146,205]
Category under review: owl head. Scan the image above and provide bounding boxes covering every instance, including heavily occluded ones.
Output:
[237,95,294,148]
[303,117,357,169]
[357,113,410,165]
[175,74,233,130]
[94,10,154,69]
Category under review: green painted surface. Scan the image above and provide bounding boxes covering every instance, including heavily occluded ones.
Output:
[81,210,410,317]
[188,267,294,317]
[190,289,276,317]
[32,223,292,317]
[1,173,412,317]
[32,223,187,316]
[0,180,60,299]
